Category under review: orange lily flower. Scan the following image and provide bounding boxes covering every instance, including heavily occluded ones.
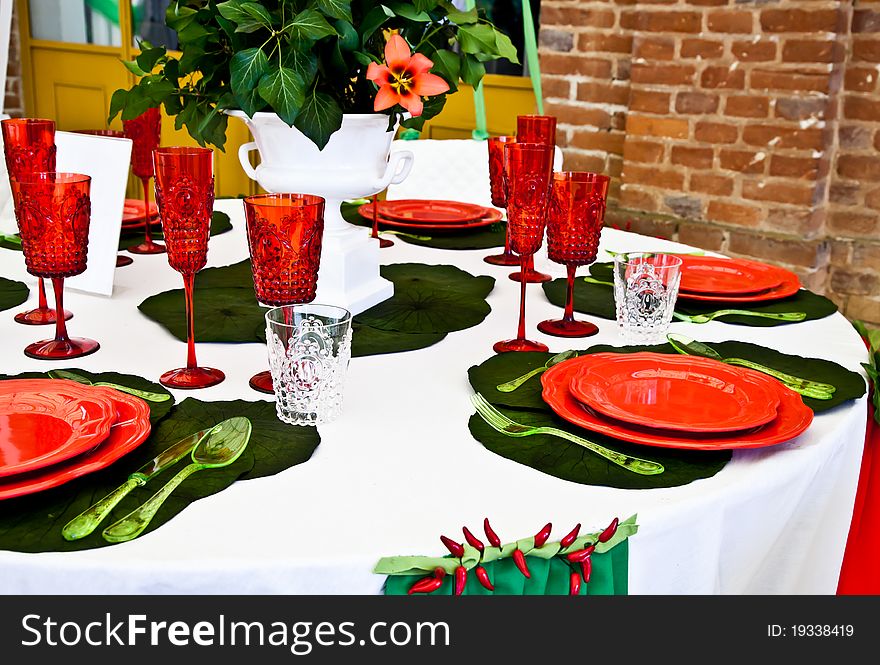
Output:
[366,34,450,117]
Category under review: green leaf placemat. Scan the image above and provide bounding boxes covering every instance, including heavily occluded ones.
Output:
[0,397,319,553]
[0,276,28,313]
[118,211,233,250]
[0,234,22,251]
[342,202,506,251]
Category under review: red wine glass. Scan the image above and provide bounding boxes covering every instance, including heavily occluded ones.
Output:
[483,135,518,266]
[124,107,165,255]
[493,142,554,353]
[537,171,610,338]
[509,115,557,284]
[369,194,393,248]
[244,193,326,394]
[10,172,99,359]
[1,117,73,325]
[153,146,224,389]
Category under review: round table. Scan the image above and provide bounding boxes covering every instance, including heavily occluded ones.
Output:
[0,199,868,594]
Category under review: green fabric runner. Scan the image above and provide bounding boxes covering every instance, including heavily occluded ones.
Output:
[0,370,319,553]
[0,277,29,313]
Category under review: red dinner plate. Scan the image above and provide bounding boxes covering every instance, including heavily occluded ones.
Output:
[678,256,784,296]
[378,200,488,224]
[123,199,159,224]
[542,358,813,450]
[357,204,501,232]
[677,264,801,304]
[0,389,151,500]
[568,353,781,433]
[0,379,118,478]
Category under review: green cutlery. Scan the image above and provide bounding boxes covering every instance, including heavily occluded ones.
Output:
[48,369,171,402]
[667,334,835,399]
[672,309,806,324]
[496,350,578,392]
[61,426,215,541]
[102,417,252,543]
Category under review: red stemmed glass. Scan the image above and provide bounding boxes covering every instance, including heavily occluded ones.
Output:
[244,193,326,394]
[153,146,224,389]
[493,142,554,353]
[1,118,73,325]
[537,171,610,338]
[369,194,393,248]
[509,115,557,284]
[10,173,99,359]
[483,135,519,266]
[124,107,165,255]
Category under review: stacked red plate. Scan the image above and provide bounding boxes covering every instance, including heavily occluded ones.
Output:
[357,199,501,232]
[677,256,801,304]
[0,379,152,500]
[541,352,813,450]
[122,199,160,231]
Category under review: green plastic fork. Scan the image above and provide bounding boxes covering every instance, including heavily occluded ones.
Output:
[672,310,806,324]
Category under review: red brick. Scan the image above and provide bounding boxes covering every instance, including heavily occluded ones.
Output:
[541,54,613,78]
[844,95,880,122]
[560,151,607,174]
[686,0,727,6]
[577,33,633,54]
[690,173,734,196]
[853,38,880,63]
[830,182,862,205]
[675,92,719,114]
[852,9,880,33]
[678,222,725,251]
[760,9,843,33]
[828,210,880,237]
[629,89,671,114]
[720,149,767,174]
[571,130,626,154]
[630,63,696,85]
[741,179,815,205]
[765,208,826,237]
[725,95,770,117]
[541,7,615,28]
[544,102,612,129]
[576,81,630,106]
[624,165,686,190]
[867,188,880,211]
[845,67,878,92]
[838,154,880,179]
[774,97,830,120]
[671,146,714,169]
[876,131,880,151]
[633,36,676,60]
[728,232,827,268]
[839,125,873,149]
[769,155,821,179]
[830,269,880,297]
[742,125,826,150]
[846,297,880,326]
[782,40,845,64]
[695,121,738,143]
[627,115,690,139]
[622,11,703,33]
[707,10,755,33]
[681,39,725,59]
[707,200,763,227]
[542,77,571,100]
[701,66,746,89]
[732,40,777,62]
[751,69,831,93]
[619,187,660,212]
[623,140,666,164]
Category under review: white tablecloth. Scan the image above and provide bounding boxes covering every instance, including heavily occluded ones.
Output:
[0,199,869,594]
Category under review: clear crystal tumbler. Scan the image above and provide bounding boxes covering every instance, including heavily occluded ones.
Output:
[613,253,683,344]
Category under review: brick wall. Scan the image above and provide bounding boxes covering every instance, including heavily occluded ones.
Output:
[539,0,880,327]
[4,2,24,117]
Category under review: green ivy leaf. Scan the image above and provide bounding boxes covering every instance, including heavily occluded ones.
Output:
[316,0,353,22]
[458,23,501,56]
[136,46,167,73]
[335,19,359,51]
[429,49,460,88]
[460,53,485,88]
[282,45,319,89]
[257,66,305,125]
[229,47,269,95]
[388,2,431,21]
[493,28,520,65]
[122,59,147,76]
[359,6,389,41]
[284,9,337,41]
[446,8,479,24]
[294,89,343,150]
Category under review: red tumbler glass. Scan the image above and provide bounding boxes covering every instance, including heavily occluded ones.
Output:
[244,193,326,394]
[10,172,99,359]
[153,146,224,389]
[1,117,73,325]
[124,107,165,255]
[537,171,610,338]
[493,142,554,353]
[483,135,519,267]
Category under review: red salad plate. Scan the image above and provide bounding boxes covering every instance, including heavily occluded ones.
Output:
[0,379,118,478]
[568,353,781,433]
[357,204,501,232]
[378,200,488,224]
[677,261,801,304]
[0,388,151,500]
[542,358,813,450]
[678,256,784,296]
[123,199,159,224]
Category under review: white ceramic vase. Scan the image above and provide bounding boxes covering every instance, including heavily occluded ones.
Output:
[228,111,414,314]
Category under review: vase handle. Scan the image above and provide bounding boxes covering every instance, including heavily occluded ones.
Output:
[371,150,414,192]
[238,141,260,181]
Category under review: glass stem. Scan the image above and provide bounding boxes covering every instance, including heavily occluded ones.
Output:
[564,265,577,323]
[141,176,153,244]
[517,254,528,341]
[183,272,197,370]
[502,211,512,255]
[38,278,49,310]
[526,254,535,274]
[370,195,379,239]
[51,278,69,342]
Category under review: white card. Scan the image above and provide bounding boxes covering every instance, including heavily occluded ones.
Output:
[0,112,14,234]
[55,130,132,296]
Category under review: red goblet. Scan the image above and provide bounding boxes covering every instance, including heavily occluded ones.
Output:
[368,194,393,248]
[10,173,99,359]
[153,146,224,389]
[124,107,165,255]
[493,142,554,353]
[537,171,610,338]
[509,115,557,284]
[483,135,518,266]
[1,118,73,325]
[244,193,326,394]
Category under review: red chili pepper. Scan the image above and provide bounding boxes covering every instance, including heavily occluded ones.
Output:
[433,567,446,579]
[566,545,595,563]
[560,523,581,549]
[598,517,619,543]
[533,522,552,548]
[454,565,467,596]
[462,526,484,553]
[409,575,443,595]
[512,549,531,578]
[440,535,464,558]
[569,571,581,596]
[483,517,501,548]
[581,558,592,584]
[475,565,494,591]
